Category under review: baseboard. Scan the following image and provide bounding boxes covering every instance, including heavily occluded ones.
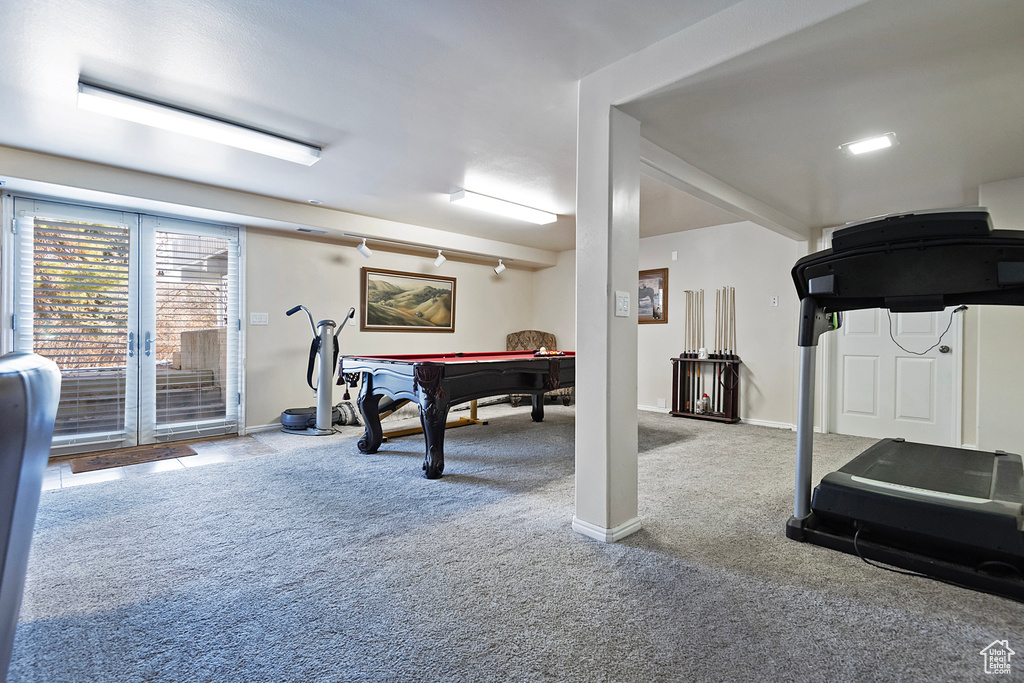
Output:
[637,404,669,413]
[572,516,642,543]
[244,423,284,434]
[740,418,795,430]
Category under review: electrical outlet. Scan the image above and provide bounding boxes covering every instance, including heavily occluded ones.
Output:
[249,312,269,325]
[770,296,779,307]
[656,398,667,409]
[671,251,678,261]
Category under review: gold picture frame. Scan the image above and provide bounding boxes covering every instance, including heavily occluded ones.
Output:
[360,268,456,333]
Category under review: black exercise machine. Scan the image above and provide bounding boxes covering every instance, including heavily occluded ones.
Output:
[787,208,1024,601]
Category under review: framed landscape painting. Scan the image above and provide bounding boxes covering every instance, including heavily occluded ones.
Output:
[638,268,668,324]
[360,268,456,332]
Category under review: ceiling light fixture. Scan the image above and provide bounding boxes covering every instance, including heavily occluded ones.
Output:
[839,132,898,156]
[356,239,373,258]
[493,259,506,275]
[450,189,557,225]
[433,250,447,268]
[76,81,322,166]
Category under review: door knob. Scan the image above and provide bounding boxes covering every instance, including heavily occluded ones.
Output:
[939,345,951,354]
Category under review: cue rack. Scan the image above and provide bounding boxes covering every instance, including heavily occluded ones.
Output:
[670,286,741,423]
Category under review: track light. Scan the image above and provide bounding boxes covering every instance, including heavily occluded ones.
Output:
[433,250,447,268]
[450,189,557,225]
[494,259,506,275]
[356,239,373,258]
[76,81,322,165]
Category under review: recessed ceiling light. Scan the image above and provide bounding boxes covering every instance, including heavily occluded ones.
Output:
[450,189,557,225]
[839,132,898,156]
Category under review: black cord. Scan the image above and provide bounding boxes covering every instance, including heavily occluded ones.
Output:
[853,527,925,577]
[886,305,966,356]
[852,526,1024,592]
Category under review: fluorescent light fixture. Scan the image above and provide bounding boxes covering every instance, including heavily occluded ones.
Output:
[356,239,373,258]
[433,250,447,268]
[77,81,322,165]
[494,259,506,274]
[839,132,898,156]
[450,189,556,225]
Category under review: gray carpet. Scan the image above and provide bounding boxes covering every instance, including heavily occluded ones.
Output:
[9,406,1023,682]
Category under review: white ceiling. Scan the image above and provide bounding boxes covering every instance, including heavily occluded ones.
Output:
[1,0,1022,253]
[624,0,1024,232]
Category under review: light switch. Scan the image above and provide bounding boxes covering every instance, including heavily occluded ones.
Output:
[615,291,630,317]
[249,312,269,326]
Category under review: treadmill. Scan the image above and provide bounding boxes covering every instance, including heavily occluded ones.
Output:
[787,208,1024,601]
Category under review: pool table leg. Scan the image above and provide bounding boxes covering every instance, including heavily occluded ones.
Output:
[356,377,384,454]
[531,393,545,422]
[419,397,450,479]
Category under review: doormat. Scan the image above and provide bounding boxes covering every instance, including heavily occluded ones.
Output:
[69,443,198,474]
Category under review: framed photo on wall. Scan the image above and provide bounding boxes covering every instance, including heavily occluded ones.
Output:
[360,268,456,332]
[638,268,668,324]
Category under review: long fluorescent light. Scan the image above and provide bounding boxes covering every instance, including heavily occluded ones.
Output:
[77,81,322,165]
[450,189,557,225]
[839,132,898,156]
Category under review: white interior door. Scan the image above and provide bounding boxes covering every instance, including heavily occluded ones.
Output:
[830,307,961,446]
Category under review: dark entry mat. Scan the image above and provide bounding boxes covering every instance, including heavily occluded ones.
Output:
[69,443,198,474]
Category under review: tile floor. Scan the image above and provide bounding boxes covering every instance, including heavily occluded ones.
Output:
[42,435,278,490]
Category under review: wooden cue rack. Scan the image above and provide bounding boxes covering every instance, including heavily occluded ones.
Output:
[670,356,741,423]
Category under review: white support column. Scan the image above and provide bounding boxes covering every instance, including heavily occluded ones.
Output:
[573,103,642,543]
[570,0,873,542]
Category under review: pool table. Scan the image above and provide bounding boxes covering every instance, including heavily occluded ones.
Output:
[338,351,575,479]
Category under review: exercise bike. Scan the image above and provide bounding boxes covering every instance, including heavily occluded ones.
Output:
[280,304,356,435]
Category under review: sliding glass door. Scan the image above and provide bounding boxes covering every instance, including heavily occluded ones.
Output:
[9,197,241,456]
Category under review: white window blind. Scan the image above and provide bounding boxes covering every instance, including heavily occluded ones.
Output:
[26,216,132,442]
[7,196,242,455]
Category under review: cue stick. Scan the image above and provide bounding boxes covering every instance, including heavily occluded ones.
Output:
[713,288,720,411]
[699,289,704,404]
[684,290,691,408]
[730,286,736,359]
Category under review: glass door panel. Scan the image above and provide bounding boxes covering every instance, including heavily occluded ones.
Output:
[10,198,240,455]
[140,215,239,444]
[13,197,139,455]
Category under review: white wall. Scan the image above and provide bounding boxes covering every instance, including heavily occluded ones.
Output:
[532,249,576,351]
[638,222,802,426]
[245,229,536,427]
[974,177,1024,451]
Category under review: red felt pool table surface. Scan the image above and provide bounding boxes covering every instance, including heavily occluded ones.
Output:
[347,350,573,363]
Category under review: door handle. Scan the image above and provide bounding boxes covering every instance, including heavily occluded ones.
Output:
[145,331,153,357]
[128,331,135,358]
[939,345,951,354]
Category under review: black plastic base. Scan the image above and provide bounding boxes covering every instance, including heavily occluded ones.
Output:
[281,406,341,430]
[787,514,1024,603]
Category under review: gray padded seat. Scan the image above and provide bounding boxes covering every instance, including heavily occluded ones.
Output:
[0,353,60,683]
